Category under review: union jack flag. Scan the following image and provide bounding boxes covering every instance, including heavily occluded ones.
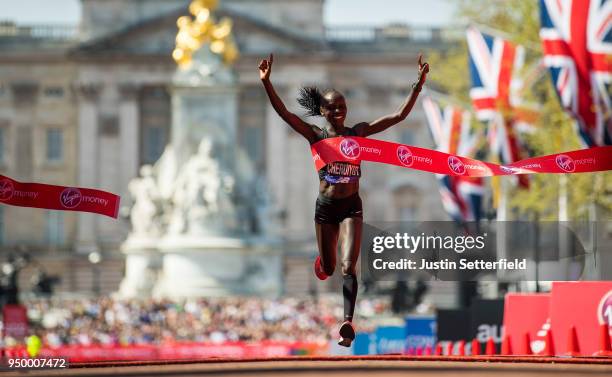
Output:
[423,96,484,222]
[466,26,532,187]
[540,0,612,147]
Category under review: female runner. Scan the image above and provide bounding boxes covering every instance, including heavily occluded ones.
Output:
[259,53,429,346]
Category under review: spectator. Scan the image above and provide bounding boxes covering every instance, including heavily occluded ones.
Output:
[7,295,391,347]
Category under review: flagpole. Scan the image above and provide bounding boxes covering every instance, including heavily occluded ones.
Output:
[496,176,508,284]
[558,174,569,279]
[558,174,568,222]
[590,173,602,278]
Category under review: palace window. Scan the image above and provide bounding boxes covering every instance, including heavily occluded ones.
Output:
[46,128,63,162]
[43,86,64,98]
[143,126,165,164]
[140,87,170,165]
[45,210,64,246]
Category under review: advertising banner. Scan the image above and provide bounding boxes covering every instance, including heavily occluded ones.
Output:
[503,293,551,355]
[2,304,28,339]
[404,316,436,351]
[374,326,406,354]
[550,281,612,355]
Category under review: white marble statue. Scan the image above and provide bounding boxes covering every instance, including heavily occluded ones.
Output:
[128,165,162,238]
[153,145,178,201]
[168,138,239,236]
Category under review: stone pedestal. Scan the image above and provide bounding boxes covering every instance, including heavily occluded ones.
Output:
[118,237,162,298]
[154,236,282,298]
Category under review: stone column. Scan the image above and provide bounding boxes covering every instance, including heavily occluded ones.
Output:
[10,82,39,181]
[265,85,288,235]
[74,83,102,254]
[118,84,140,203]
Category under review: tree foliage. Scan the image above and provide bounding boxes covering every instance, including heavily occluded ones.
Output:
[426,0,611,220]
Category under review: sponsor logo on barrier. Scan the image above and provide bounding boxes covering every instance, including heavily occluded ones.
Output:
[598,290,612,326]
[340,138,361,159]
[0,179,15,201]
[0,178,39,201]
[448,156,466,175]
[397,146,414,167]
[60,188,82,209]
[397,146,433,167]
[575,158,597,167]
[360,146,382,155]
[501,166,521,174]
[519,163,542,169]
[555,154,575,172]
[83,196,109,207]
[463,163,486,172]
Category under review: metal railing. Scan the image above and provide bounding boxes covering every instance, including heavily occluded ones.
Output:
[0,21,78,40]
[0,21,463,44]
[325,25,463,43]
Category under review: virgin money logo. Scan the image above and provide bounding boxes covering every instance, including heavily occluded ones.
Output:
[501,166,520,174]
[448,156,466,175]
[598,290,612,326]
[555,154,575,172]
[0,179,14,201]
[60,188,82,209]
[339,138,361,159]
[396,146,414,167]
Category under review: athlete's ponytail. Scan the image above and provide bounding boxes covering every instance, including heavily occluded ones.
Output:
[297,86,324,117]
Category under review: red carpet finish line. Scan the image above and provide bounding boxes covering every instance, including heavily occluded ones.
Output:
[2,355,611,377]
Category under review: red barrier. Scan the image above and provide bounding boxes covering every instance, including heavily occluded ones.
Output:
[2,304,28,340]
[503,293,550,355]
[542,329,555,357]
[471,338,481,356]
[566,326,581,357]
[485,338,496,355]
[456,340,466,356]
[434,343,443,355]
[594,324,612,357]
[522,333,533,355]
[15,341,326,362]
[550,282,612,356]
[501,335,512,356]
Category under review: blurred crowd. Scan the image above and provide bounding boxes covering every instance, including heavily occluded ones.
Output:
[2,296,390,347]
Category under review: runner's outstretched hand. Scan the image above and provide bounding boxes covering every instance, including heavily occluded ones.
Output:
[259,54,273,81]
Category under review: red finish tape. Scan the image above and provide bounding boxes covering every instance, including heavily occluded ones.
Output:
[0,175,121,218]
[311,137,612,177]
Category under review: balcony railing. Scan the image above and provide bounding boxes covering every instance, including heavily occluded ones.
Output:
[325,25,463,43]
[0,21,78,40]
[0,21,462,44]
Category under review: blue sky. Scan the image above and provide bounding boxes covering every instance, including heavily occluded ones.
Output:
[1,0,456,26]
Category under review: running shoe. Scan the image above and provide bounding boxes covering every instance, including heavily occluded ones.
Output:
[337,320,355,347]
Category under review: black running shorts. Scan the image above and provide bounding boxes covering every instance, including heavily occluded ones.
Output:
[314,193,363,224]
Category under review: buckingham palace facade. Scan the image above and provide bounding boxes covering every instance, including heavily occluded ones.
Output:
[0,0,458,297]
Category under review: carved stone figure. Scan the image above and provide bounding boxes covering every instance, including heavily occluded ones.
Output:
[167,138,239,236]
[128,165,162,237]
